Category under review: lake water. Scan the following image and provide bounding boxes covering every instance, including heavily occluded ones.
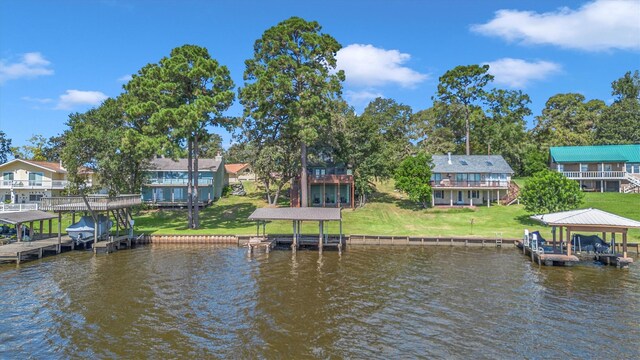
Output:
[1,245,639,359]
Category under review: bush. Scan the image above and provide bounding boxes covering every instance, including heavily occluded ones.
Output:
[520,169,583,214]
[393,152,433,208]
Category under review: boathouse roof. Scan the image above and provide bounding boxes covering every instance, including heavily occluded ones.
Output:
[0,210,58,225]
[431,155,513,174]
[531,208,640,228]
[248,207,341,221]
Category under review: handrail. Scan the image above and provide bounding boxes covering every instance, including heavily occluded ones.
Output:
[431,180,509,188]
[561,171,625,179]
[39,194,142,211]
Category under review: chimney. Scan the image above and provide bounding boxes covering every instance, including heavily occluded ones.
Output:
[447,152,452,165]
[59,159,65,171]
[215,152,223,162]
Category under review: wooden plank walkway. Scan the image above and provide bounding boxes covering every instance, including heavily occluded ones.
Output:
[93,235,133,254]
[0,236,74,265]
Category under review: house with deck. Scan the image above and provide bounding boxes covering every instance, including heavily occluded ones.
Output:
[550,144,640,193]
[141,156,226,207]
[225,163,255,183]
[0,159,94,207]
[290,164,355,209]
[430,154,517,207]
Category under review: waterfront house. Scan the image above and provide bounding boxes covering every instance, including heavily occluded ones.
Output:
[290,164,355,209]
[141,155,226,207]
[0,159,94,205]
[225,163,255,183]
[430,154,515,207]
[550,144,640,193]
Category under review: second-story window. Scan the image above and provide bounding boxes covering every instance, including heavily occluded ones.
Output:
[580,164,588,172]
[557,164,564,172]
[29,172,43,186]
[2,172,13,186]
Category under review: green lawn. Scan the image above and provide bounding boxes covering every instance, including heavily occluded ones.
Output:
[133,180,640,242]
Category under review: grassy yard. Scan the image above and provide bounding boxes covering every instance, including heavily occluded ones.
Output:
[133,180,640,242]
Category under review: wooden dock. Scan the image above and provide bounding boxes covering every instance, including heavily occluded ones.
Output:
[246,236,276,254]
[0,236,74,265]
[516,240,580,266]
[93,235,136,254]
[594,253,634,268]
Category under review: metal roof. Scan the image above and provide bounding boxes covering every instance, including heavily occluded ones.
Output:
[531,208,640,228]
[0,210,58,225]
[431,155,514,174]
[150,158,223,172]
[248,207,342,221]
[550,144,640,163]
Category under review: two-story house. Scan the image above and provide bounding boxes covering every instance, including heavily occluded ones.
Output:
[141,156,226,207]
[550,144,640,193]
[0,159,94,204]
[224,163,255,183]
[290,164,355,209]
[430,154,515,207]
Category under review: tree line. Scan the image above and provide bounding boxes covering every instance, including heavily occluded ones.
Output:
[1,16,638,224]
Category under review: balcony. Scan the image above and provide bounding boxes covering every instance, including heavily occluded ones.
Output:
[307,174,354,184]
[145,178,214,186]
[431,180,509,188]
[39,194,142,211]
[0,180,72,190]
[561,171,626,180]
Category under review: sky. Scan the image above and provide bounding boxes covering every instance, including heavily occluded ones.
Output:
[1,0,639,151]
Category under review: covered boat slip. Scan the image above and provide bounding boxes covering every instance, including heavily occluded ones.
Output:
[0,210,74,264]
[247,208,344,254]
[522,208,640,268]
[40,194,140,254]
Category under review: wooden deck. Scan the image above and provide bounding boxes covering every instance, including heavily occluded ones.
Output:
[0,236,74,265]
[93,235,136,254]
[594,253,634,268]
[516,240,580,266]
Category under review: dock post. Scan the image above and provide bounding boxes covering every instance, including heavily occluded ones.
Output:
[318,221,324,254]
[623,231,628,259]
[57,212,62,252]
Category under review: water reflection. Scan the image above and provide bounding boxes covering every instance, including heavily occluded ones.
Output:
[0,246,638,358]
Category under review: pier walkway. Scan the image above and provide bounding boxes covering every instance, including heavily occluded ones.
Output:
[0,236,74,265]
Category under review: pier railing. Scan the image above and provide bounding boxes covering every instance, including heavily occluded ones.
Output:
[561,171,626,179]
[0,203,39,212]
[39,194,142,211]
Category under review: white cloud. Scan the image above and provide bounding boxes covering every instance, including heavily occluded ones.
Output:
[484,58,562,88]
[472,0,640,51]
[345,90,384,105]
[0,52,54,84]
[55,90,108,110]
[336,44,428,88]
[117,74,132,82]
[21,96,54,104]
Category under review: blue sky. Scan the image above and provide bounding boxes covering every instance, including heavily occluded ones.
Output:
[1,0,639,150]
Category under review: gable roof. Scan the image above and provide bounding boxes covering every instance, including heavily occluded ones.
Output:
[550,144,640,163]
[431,155,513,174]
[0,159,67,173]
[149,158,222,172]
[248,207,341,221]
[225,163,250,174]
[531,208,640,229]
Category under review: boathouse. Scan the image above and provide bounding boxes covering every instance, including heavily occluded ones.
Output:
[528,208,639,267]
[247,207,343,253]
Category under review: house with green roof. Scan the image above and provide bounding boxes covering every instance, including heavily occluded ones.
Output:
[549,144,640,193]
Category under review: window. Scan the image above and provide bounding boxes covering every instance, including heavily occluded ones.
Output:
[557,164,564,172]
[627,164,640,174]
[29,172,43,186]
[467,190,480,199]
[434,190,444,199]
[580,164,588,172]
[431,173,442,181]
[2,172,13,186]
[456,173,468,182]
[604,164,613,171]
[29,194,43,202]
[485,161,493,166]
[314,168,326,176]
[3,194,10,202]
[460,160,468,166]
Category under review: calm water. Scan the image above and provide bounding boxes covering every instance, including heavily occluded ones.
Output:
[1,245,639,359]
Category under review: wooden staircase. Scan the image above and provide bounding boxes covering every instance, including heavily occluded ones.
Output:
[500,182,520,205]
[623,173,640,193]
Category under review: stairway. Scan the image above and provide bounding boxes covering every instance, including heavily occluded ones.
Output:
[623,173,640,193]
[501,181,520,205]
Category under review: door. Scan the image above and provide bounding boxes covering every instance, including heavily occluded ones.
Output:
[457,191,463,204]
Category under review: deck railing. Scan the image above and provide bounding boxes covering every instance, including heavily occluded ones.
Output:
[145,178,213,186]
[308,174,354,183]
[431,180,509,188]
[0,203,38,212]
[561,171,626,179]
[39,194,142,211]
